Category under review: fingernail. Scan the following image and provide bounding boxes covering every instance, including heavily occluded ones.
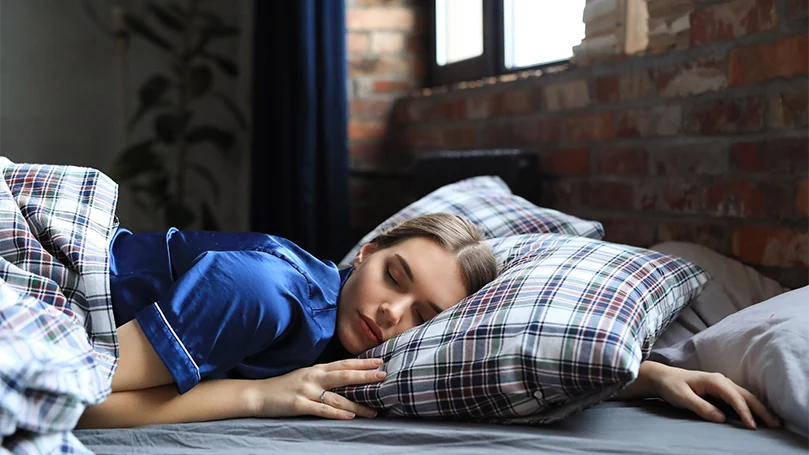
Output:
[369,411,378,418]
[748,419,757,430]
[374,358,384,365]
[712,411,724,421]
[345,412,355,419]
[375,371,387,380]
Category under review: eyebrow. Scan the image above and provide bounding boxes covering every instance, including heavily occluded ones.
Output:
[394,253,443,314]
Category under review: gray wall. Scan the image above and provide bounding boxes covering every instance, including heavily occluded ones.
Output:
[0,0,253,231]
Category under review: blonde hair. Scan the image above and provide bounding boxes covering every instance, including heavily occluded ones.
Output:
[369,213,497,294]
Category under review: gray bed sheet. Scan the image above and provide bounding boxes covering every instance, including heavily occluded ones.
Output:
[75,401,807,455]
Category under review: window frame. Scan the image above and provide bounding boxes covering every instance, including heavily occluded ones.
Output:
[427,0,575,87]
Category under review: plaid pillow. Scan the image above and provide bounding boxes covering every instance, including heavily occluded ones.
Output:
[339,176,604,265]
[335,233,709,423]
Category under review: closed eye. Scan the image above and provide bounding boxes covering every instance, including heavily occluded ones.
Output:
[415,309,426,324]
[385,267,398,286]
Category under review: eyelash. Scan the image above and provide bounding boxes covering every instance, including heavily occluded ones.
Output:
[386,267,426,323]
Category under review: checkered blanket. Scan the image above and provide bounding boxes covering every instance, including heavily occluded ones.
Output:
[0,158,119,454]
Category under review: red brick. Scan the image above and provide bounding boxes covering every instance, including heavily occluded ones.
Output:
[786,0,809,19]
[427,98,467,121]
[615,105,682,138]
[704,181,768,218]
[347,33,370,54]
[656,222,730,255]
[595,148,648,175]
[691,0,778,46]
[684,96,766,135]
[640,182,705,213]
[349,141,381,157]
[730,142,765,171]
[406,35,423,54]
[594,75,620,103]
[466,93,493,120]
[400,127,442,148]
[659,182,703,214]
[512,119,563,146]
[548,180,586,210]
[562,113,614,143]
[618,69,655,101]
[651,144,726,175]
[371,32,407,53]
[770,85,809,129]
[349,120,387,139]
[798,180,809,217]
[543,80,591,112]
[490,88,543,117]
[728,34,809,86]
[347,7,416,30]
[733,226,809,267]
[373,80,413,93]
[730,137,809,172]
[348,57,421,76]
[584,181,635,210]
[542,149,591,175]
[440,125,477,149]
[656,58,728,97]
[351,99,393,117]
[478,122,514,148]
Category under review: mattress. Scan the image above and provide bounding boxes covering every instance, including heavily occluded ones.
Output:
[75,401,807,454]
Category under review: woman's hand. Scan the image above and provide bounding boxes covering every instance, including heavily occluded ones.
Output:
[643,361,781,430]
[248,358,386,420]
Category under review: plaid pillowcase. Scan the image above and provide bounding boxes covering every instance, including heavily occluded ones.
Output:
[339,176,604,265]
[335,233,709,424]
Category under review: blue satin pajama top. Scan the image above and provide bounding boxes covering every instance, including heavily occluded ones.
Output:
[109,227,352,394]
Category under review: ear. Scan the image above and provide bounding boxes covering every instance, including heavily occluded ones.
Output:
[354,242,379,267]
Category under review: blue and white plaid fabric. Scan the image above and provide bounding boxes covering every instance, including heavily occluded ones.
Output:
[337,233,709,424]
[0,158,119,454]
[340,176,604,265]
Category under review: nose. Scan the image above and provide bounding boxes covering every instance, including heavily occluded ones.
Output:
[378,294,412,328]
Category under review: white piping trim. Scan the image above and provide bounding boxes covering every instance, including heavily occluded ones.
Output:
[153,302,201,381]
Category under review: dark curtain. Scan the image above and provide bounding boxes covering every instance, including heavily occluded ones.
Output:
[251,0,348,261]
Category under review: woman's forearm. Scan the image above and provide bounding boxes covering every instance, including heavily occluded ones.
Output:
[76,379,259,429]
[611,360,667,400]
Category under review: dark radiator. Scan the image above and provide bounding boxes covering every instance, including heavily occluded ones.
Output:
[413,149,541,204]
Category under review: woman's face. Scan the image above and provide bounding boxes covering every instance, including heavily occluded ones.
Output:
[336,237,468,355]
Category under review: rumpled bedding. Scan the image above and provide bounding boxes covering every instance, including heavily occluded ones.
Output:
[0,158,119,454]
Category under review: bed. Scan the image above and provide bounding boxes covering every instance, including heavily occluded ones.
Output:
[3,155,807,454]
[75,401,807,454]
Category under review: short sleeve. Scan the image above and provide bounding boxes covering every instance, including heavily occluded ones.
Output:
[134,250,308,394]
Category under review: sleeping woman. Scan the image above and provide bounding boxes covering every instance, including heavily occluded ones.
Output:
[77,213,781,430]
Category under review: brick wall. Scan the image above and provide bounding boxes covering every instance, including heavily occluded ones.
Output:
[346,0,427,243]
[352,0,808,287]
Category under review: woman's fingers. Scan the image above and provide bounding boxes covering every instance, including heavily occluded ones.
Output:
[321,358,384,372]
[675,385,727,424]
[321,365,387,390]
[318,391,378,419]
[733,384,781,429]
[703,376,757,429]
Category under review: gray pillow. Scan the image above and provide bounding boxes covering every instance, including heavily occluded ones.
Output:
[650,241,787,350]
[649,286,809,438]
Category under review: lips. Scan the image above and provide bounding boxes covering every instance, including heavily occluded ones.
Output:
[359,313,383,344]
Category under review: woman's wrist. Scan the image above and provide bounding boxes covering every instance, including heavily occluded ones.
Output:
[612,360,668,400]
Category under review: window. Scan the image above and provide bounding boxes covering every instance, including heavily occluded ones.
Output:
[429,0,586,86]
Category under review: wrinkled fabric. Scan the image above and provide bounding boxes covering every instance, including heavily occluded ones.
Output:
[0,158,119,454]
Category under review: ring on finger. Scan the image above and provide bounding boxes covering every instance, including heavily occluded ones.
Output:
[320,390,327,404]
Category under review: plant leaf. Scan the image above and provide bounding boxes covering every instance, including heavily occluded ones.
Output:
[200,202,219,231]
[129,101,172,130]
[123,13,173,51]
[189,65,213,98]
[187,162,220,199]
[128,76,172,129]
[110,140,162,182]
[213,91,246,130]
[155,111,192,144]
[185,126,235,158]
[165,200,195,229]
[147,2,186,32]
[201,52,238,77]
